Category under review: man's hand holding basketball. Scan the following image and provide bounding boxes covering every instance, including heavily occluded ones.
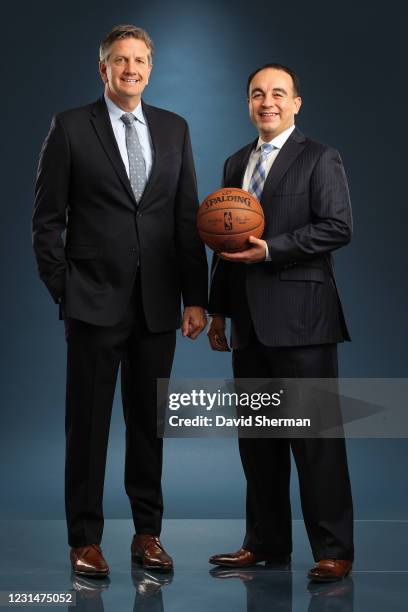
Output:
[219,236,267,263]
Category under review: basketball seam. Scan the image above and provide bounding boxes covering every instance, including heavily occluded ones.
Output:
[198,223,264,237]
[197,207,264,218]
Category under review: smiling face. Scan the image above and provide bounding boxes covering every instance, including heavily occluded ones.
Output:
[248,68,302,141]
[99,37,152,111]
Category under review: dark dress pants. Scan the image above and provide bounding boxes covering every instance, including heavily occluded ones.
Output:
[233,331,354,562]
[63,282,176,547]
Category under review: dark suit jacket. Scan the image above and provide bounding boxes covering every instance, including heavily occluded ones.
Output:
[33,97,208,330]
[209,128,352,348]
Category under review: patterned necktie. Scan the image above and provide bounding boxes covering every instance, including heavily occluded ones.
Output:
[121,113,147,203]
[248,143,276,201]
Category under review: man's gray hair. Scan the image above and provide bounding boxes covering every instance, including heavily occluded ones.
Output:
[99,24,154,65]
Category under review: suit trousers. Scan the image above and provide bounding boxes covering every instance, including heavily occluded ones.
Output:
[232,329,354,562]
[63,275,176,547]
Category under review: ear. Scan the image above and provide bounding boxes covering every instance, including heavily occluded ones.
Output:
[294,96,302,115]
[146,62,153,83]
[99,61,107,84]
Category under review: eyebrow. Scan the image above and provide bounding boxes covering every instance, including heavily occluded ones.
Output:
[251,87,288,95]
[113,54,146,60]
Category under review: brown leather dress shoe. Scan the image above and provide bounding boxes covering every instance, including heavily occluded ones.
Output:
[209,547,291,568]
[70,544,109,577]
[308,559,352,582]
[131,535,173,571]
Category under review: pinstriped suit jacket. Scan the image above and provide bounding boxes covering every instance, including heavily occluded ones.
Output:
[209,128,352,349]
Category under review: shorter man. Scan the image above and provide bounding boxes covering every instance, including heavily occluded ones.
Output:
[207,63,354,582]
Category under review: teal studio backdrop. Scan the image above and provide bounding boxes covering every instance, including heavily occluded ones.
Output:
[1,0,406,521]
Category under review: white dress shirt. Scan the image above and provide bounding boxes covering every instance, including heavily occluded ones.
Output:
[242,124,296,260]
[104,94,153,180]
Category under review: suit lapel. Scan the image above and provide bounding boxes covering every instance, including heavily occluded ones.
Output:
[90,97,136,208]
[261,128,307,199]
[137,102,160,210]
[226,141,256,188]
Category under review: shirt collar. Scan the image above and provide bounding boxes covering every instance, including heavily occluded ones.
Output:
[255,124,296,152]
[104,93,146,125]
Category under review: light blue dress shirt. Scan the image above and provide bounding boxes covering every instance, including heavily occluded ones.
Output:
[104,94,153,180]
[243,124,296,261]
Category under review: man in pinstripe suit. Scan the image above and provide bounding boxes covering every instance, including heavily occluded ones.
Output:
[207,64,354,582]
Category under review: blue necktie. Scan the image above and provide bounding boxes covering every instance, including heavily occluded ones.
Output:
[121,113,147,203]
[248,143,276,201]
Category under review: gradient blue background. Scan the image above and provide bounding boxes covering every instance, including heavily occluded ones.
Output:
[1,0,406,521]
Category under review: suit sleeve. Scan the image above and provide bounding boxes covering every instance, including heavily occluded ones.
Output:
[208,157,232,316]
[32,115,70,303]
[266,148,353,263]
[175,122,208,308]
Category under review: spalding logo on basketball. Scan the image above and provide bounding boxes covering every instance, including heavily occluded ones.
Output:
[197,187,265,252]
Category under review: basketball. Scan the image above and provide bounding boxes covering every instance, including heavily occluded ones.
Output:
[197,188,265,253]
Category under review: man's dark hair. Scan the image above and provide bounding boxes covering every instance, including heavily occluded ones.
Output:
[246,63,301,97]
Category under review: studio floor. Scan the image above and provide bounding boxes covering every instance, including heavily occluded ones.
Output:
[0,519,407,611]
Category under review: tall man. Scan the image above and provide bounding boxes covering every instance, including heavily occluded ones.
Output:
[32,25,208,576]
[208,64,354,582]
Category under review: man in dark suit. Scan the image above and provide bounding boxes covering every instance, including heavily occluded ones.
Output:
[32,25,208,576]
[207,64,354,582]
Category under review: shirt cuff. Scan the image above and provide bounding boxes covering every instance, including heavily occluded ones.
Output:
[265,242,271,261]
